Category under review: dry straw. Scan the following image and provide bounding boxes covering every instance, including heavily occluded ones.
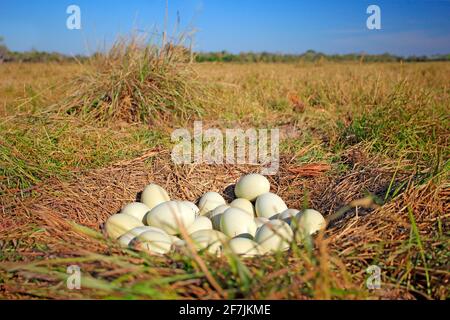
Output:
[59,33,208,124]
[1,145,447,299]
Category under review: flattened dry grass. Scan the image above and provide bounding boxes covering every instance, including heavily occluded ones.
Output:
[0,145,448,299]
[0,115,167,198]
[197,62,449,165]
[0,62,81,116]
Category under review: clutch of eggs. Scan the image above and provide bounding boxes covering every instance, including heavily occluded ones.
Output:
[104,173,326,257]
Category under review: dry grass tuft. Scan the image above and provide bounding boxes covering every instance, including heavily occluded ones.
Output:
[59,35,208,123]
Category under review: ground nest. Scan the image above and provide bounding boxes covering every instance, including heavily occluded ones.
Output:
[0,146,448,299]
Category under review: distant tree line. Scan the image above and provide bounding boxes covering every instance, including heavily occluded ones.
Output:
[0,37,86,63]
[0,50,87,63]
[0,37,449,64]
[194,50,450,63]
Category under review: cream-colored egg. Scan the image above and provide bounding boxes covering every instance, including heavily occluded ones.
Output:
[274,208,300,223]
[254,217,270,229]
[134,230,172,254]
[169,234,182,243]
[120,202,151,223]
[291,209,326,240]
[172,238,186,247]
[181,201,200,216]
[207,204,230,230]
[255,192,288,219]
[198,192,226,216]
[230,198,255,217]
[118,232,137,248]
[146,201,196,235]
[227,237,263,257]
[220,208,257,238]
[189,229,228,255]
[187,216,213,234]
[118,226,166,247]
[105,213,144,239]
[234,173,270,201]
[141,183,170,210]
[255,219,293,253]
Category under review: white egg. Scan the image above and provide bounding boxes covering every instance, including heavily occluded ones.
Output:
[134,230,172,255]
[255,192,288,219]
[207,204,230,230]
[120,202,151,223]
[146,200,196,235]
[181,201,200,216]
[172,238,186,247]
[189,229,228,255]
[291,209,326,240]
[105,213,144,239]
[227,238,263,258]
[187,216,213,234]
[230,198,255,217]
[234,173,270,201]
[141,183,170,210]
[274,208,300,223]
[118,232,137,248]
[254,216,270,229]
[118,226,166,247]
[255,219,293,253]
[198,192,226,216]
[169,235,182,244]
[220,207,257,238]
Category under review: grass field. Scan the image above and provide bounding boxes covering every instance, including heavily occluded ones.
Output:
[0,53,448,299]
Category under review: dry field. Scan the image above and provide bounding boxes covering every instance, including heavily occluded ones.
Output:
[0,47,449,299]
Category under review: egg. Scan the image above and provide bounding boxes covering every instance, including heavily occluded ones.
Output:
[146,200,196,235]
[172,238,186,247]
[187,216,213,234]
[254,216,270,229]
[198,192,227,216]
[134,230,172,254]
[255,219,293,253]
[105,213,144,239]
[189,229,228,255]
[169,235,183,244]
[141,183,170,210]
[118,226,167,247]
[227,237,263,258]
[220,207,257,238]
[118,232,137,248]
[120,202,151,223]
[207,204,230,230]
[291,209,326,240]
[255,192,288,219]
[273,208,300,223]
[181,201,200,216]
[234,173,270,201]
[230,198,255,217]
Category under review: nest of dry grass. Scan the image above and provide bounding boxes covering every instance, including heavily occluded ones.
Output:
[1,145,447,299]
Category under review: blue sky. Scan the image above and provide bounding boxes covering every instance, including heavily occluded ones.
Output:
[1,0,449,56]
